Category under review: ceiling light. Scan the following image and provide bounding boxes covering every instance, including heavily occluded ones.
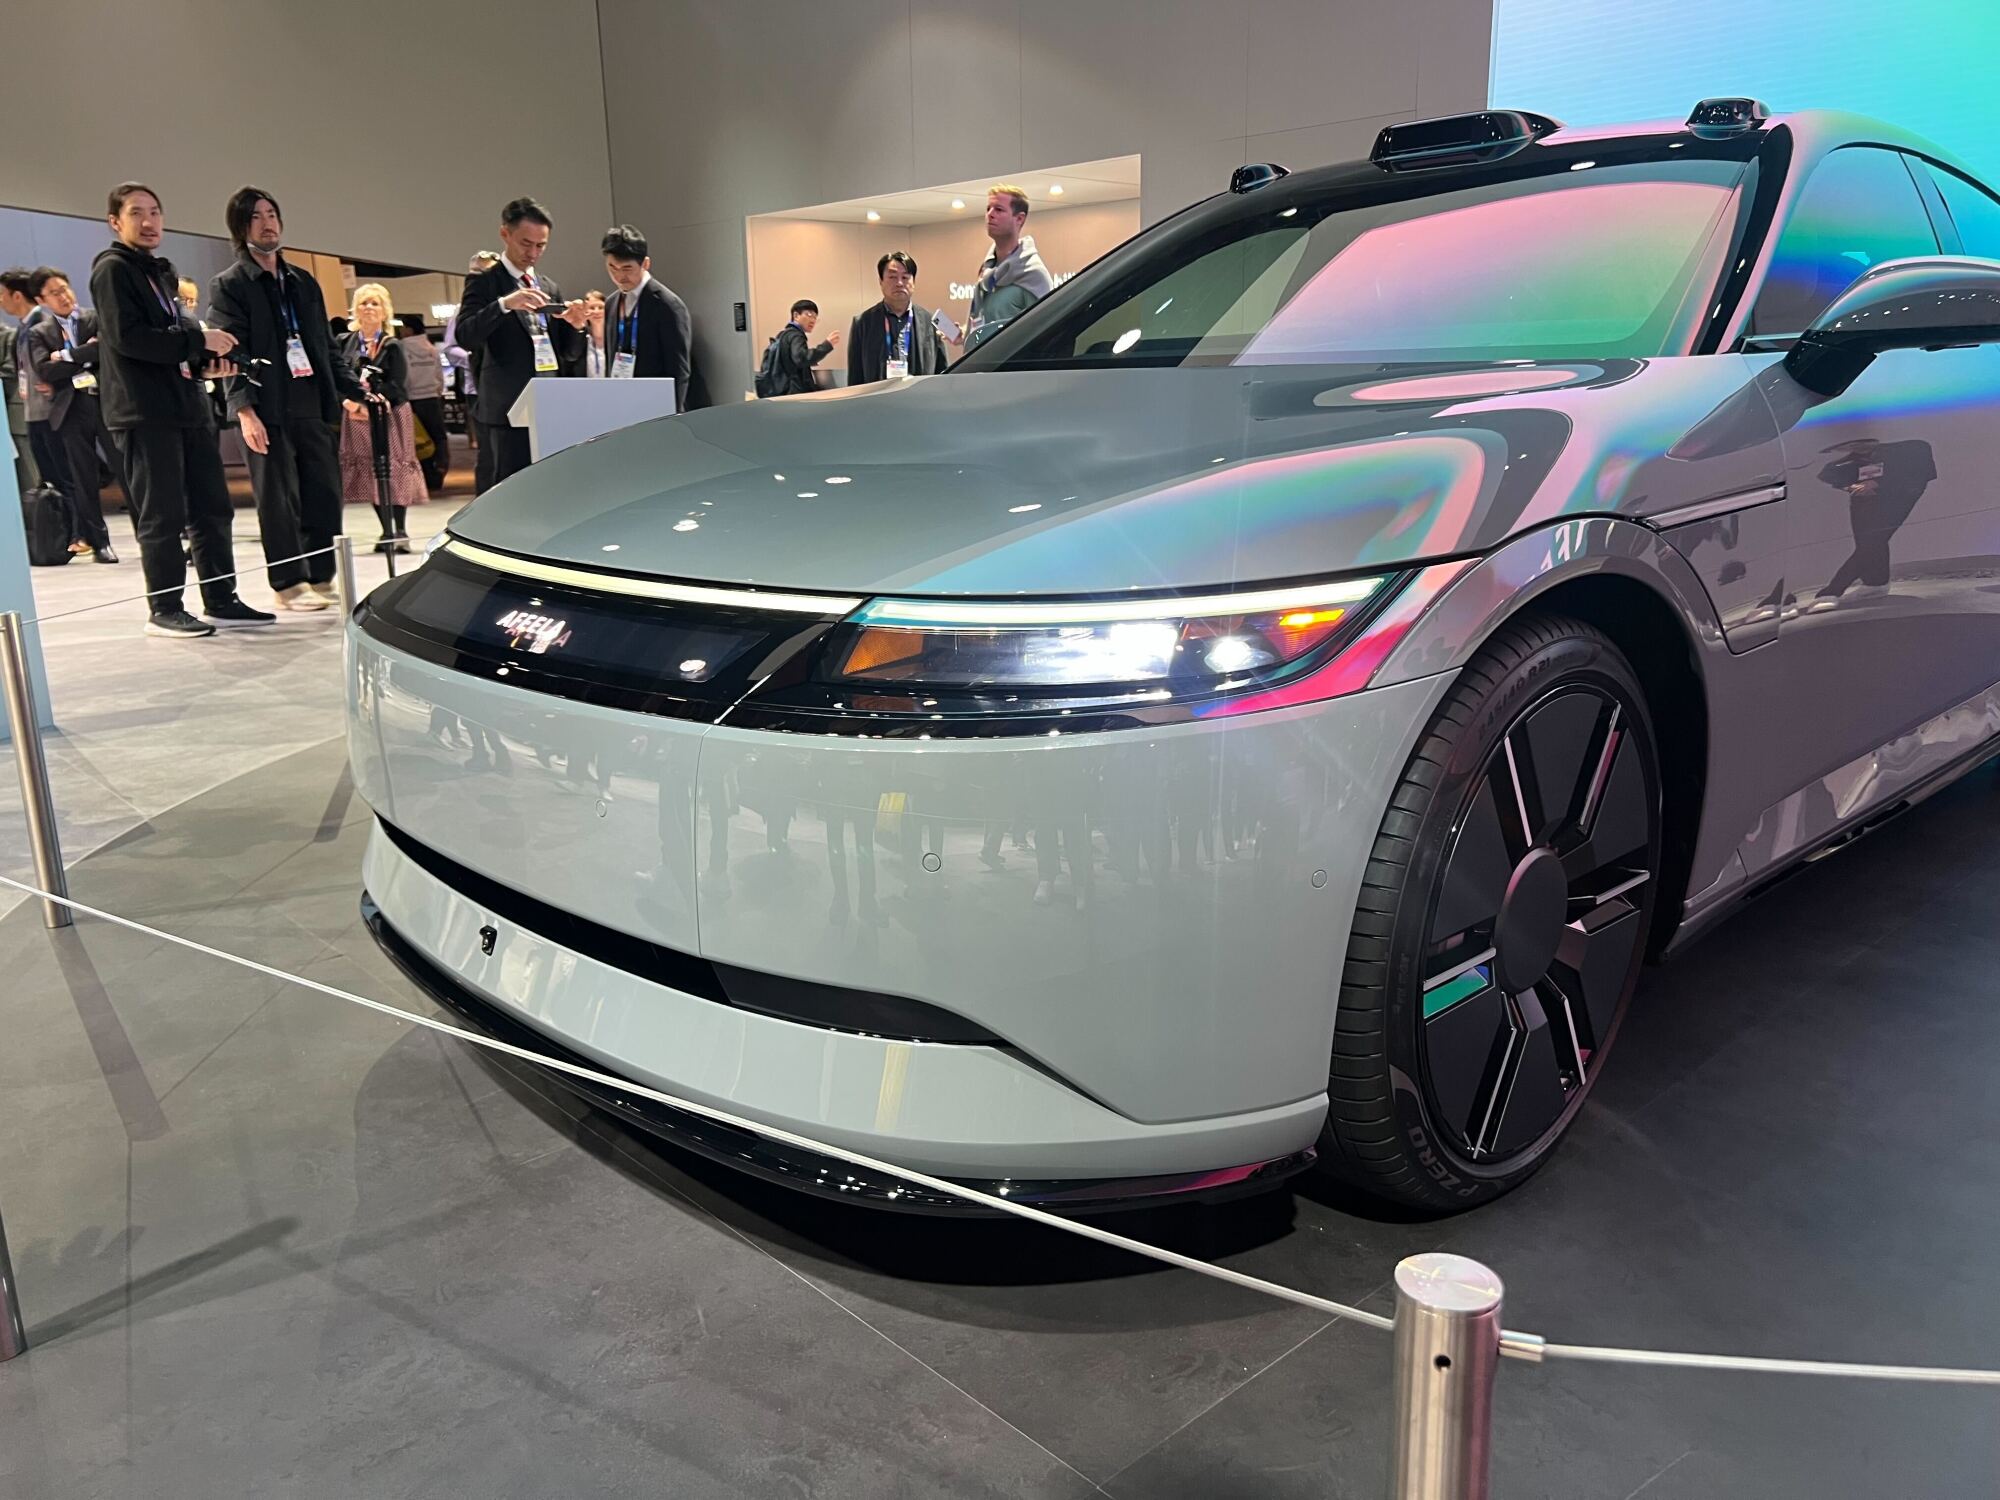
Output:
[951,198,965,210]
[797,492,819,499]
[673,519,699,532]
[824,476,852,484]
[600,544,620,552]
[1008,503,1042,513]
[1048,184,1064,196]
[1112,328,1142,354]
[866,210,881,222]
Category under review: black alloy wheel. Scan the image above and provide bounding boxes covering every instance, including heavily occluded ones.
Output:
[1320,613,1663,1211]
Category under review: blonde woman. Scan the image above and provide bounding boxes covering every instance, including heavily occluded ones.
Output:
[336,282,425,551]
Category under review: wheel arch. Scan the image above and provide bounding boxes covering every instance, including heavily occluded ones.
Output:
[1372,518,1721,956]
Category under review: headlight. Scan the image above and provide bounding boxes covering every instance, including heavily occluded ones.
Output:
[825,576,1392,695]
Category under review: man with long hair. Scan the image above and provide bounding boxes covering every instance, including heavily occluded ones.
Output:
[207,184,366,610]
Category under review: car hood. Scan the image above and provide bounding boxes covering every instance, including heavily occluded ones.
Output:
[450,361,1784,597]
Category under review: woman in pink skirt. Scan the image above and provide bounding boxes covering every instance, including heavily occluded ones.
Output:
[337,283,426,552]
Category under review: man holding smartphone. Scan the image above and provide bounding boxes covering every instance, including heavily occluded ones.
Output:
[450,197,590,486]
[91,181,273,637]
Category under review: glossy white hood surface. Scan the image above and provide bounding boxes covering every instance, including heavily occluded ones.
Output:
[447,361,1779,598]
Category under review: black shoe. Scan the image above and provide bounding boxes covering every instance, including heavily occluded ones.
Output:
[204,597,277,627]
[93,545,119,564]
[393,537,413,554]
[145,610,216,639]
[373,538,397,554]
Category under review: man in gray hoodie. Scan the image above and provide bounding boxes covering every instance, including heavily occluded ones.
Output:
[960,184,1054,352]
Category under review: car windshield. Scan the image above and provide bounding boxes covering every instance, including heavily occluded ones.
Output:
[961,158,1750,369]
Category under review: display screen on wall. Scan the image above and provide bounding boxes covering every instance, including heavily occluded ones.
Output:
[1489,0,2000,186]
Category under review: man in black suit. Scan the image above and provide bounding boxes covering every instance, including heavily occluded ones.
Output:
[208,186,370,610]
[451,197,590,486]
[847,251,949,387]
[25,269,116,561]
[598,224,692,411]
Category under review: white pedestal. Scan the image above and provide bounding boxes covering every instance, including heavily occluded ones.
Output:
[507,377,679,463]
[0,424,54,735]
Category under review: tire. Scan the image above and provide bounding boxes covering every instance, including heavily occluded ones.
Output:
[1319,613,1663,1211]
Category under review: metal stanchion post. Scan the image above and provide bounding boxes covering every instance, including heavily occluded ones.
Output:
[0,612,71,930]
[0,1208,25,1361]
[1388,1253,1503,1500]
[334,535,359,620]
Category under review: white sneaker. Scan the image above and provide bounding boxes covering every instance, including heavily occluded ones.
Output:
[276,584,330,613]
[307,581,340,605]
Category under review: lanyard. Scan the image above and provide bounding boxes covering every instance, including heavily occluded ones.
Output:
[885,308,911,359]
[279,275,300,336]
[56,316,77,349]
[616,296,639,354]
[149,276,179,322]
[356,330,382,361]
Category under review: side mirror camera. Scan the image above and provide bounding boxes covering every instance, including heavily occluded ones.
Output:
[1785,256,2000,397]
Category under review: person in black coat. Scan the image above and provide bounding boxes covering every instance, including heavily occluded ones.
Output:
[25,270,116,561]
[90,182,270,637]
[450,197,589,487]
[765,300,840,396]
[847,251,950,386]
[208,185,370,609]
[598,225,692,410]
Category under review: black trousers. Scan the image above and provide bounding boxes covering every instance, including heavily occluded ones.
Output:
[27,418,71,494]
[245,416,342,590]
[408,396,449,490]
[111,424,237,617]
[476,422,530,489]
[53,399,112,550]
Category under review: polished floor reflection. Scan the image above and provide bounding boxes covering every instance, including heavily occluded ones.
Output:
[3,735,2000,1495]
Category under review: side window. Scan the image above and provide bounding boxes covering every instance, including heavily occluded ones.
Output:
[1927,164,2000,259]
[1751,147,1938,337]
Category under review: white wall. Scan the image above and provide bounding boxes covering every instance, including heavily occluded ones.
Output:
[1,0,615,292]
[598,0,1494,401]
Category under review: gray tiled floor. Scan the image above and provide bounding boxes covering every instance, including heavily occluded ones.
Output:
[5,625,2000,1494]
[0,494,456,923]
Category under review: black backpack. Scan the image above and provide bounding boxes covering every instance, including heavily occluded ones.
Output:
[20,484,73,566]
[754,329,788,398]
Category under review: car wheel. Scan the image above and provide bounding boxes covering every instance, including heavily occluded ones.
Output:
[1320,613,1662,1211]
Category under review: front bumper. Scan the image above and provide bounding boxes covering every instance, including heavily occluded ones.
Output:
[348,623,1453,1192]
[363,890,1314,1213]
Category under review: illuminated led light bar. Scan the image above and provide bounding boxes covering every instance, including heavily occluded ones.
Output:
[441,537,862,616]
[854,576,1386,627]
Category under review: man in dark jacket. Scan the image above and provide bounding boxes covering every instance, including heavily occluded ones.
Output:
[25,269,116,561]
[90,181,272,638]
[599,224,692,410]
[3,268,61,496]
[451,197,590,487]
[208,185,367,611]
[0,270,41,493]
[766,300,839,396]
[847,251,949,387]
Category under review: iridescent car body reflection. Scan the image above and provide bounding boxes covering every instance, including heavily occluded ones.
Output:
[349,104,2000,1210]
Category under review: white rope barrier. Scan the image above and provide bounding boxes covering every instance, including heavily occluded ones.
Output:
[10,867,2000,1388]
[0,871,1395,1335]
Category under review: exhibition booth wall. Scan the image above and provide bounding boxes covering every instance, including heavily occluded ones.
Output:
[8,0,615,295]
[598,0,1495,401]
